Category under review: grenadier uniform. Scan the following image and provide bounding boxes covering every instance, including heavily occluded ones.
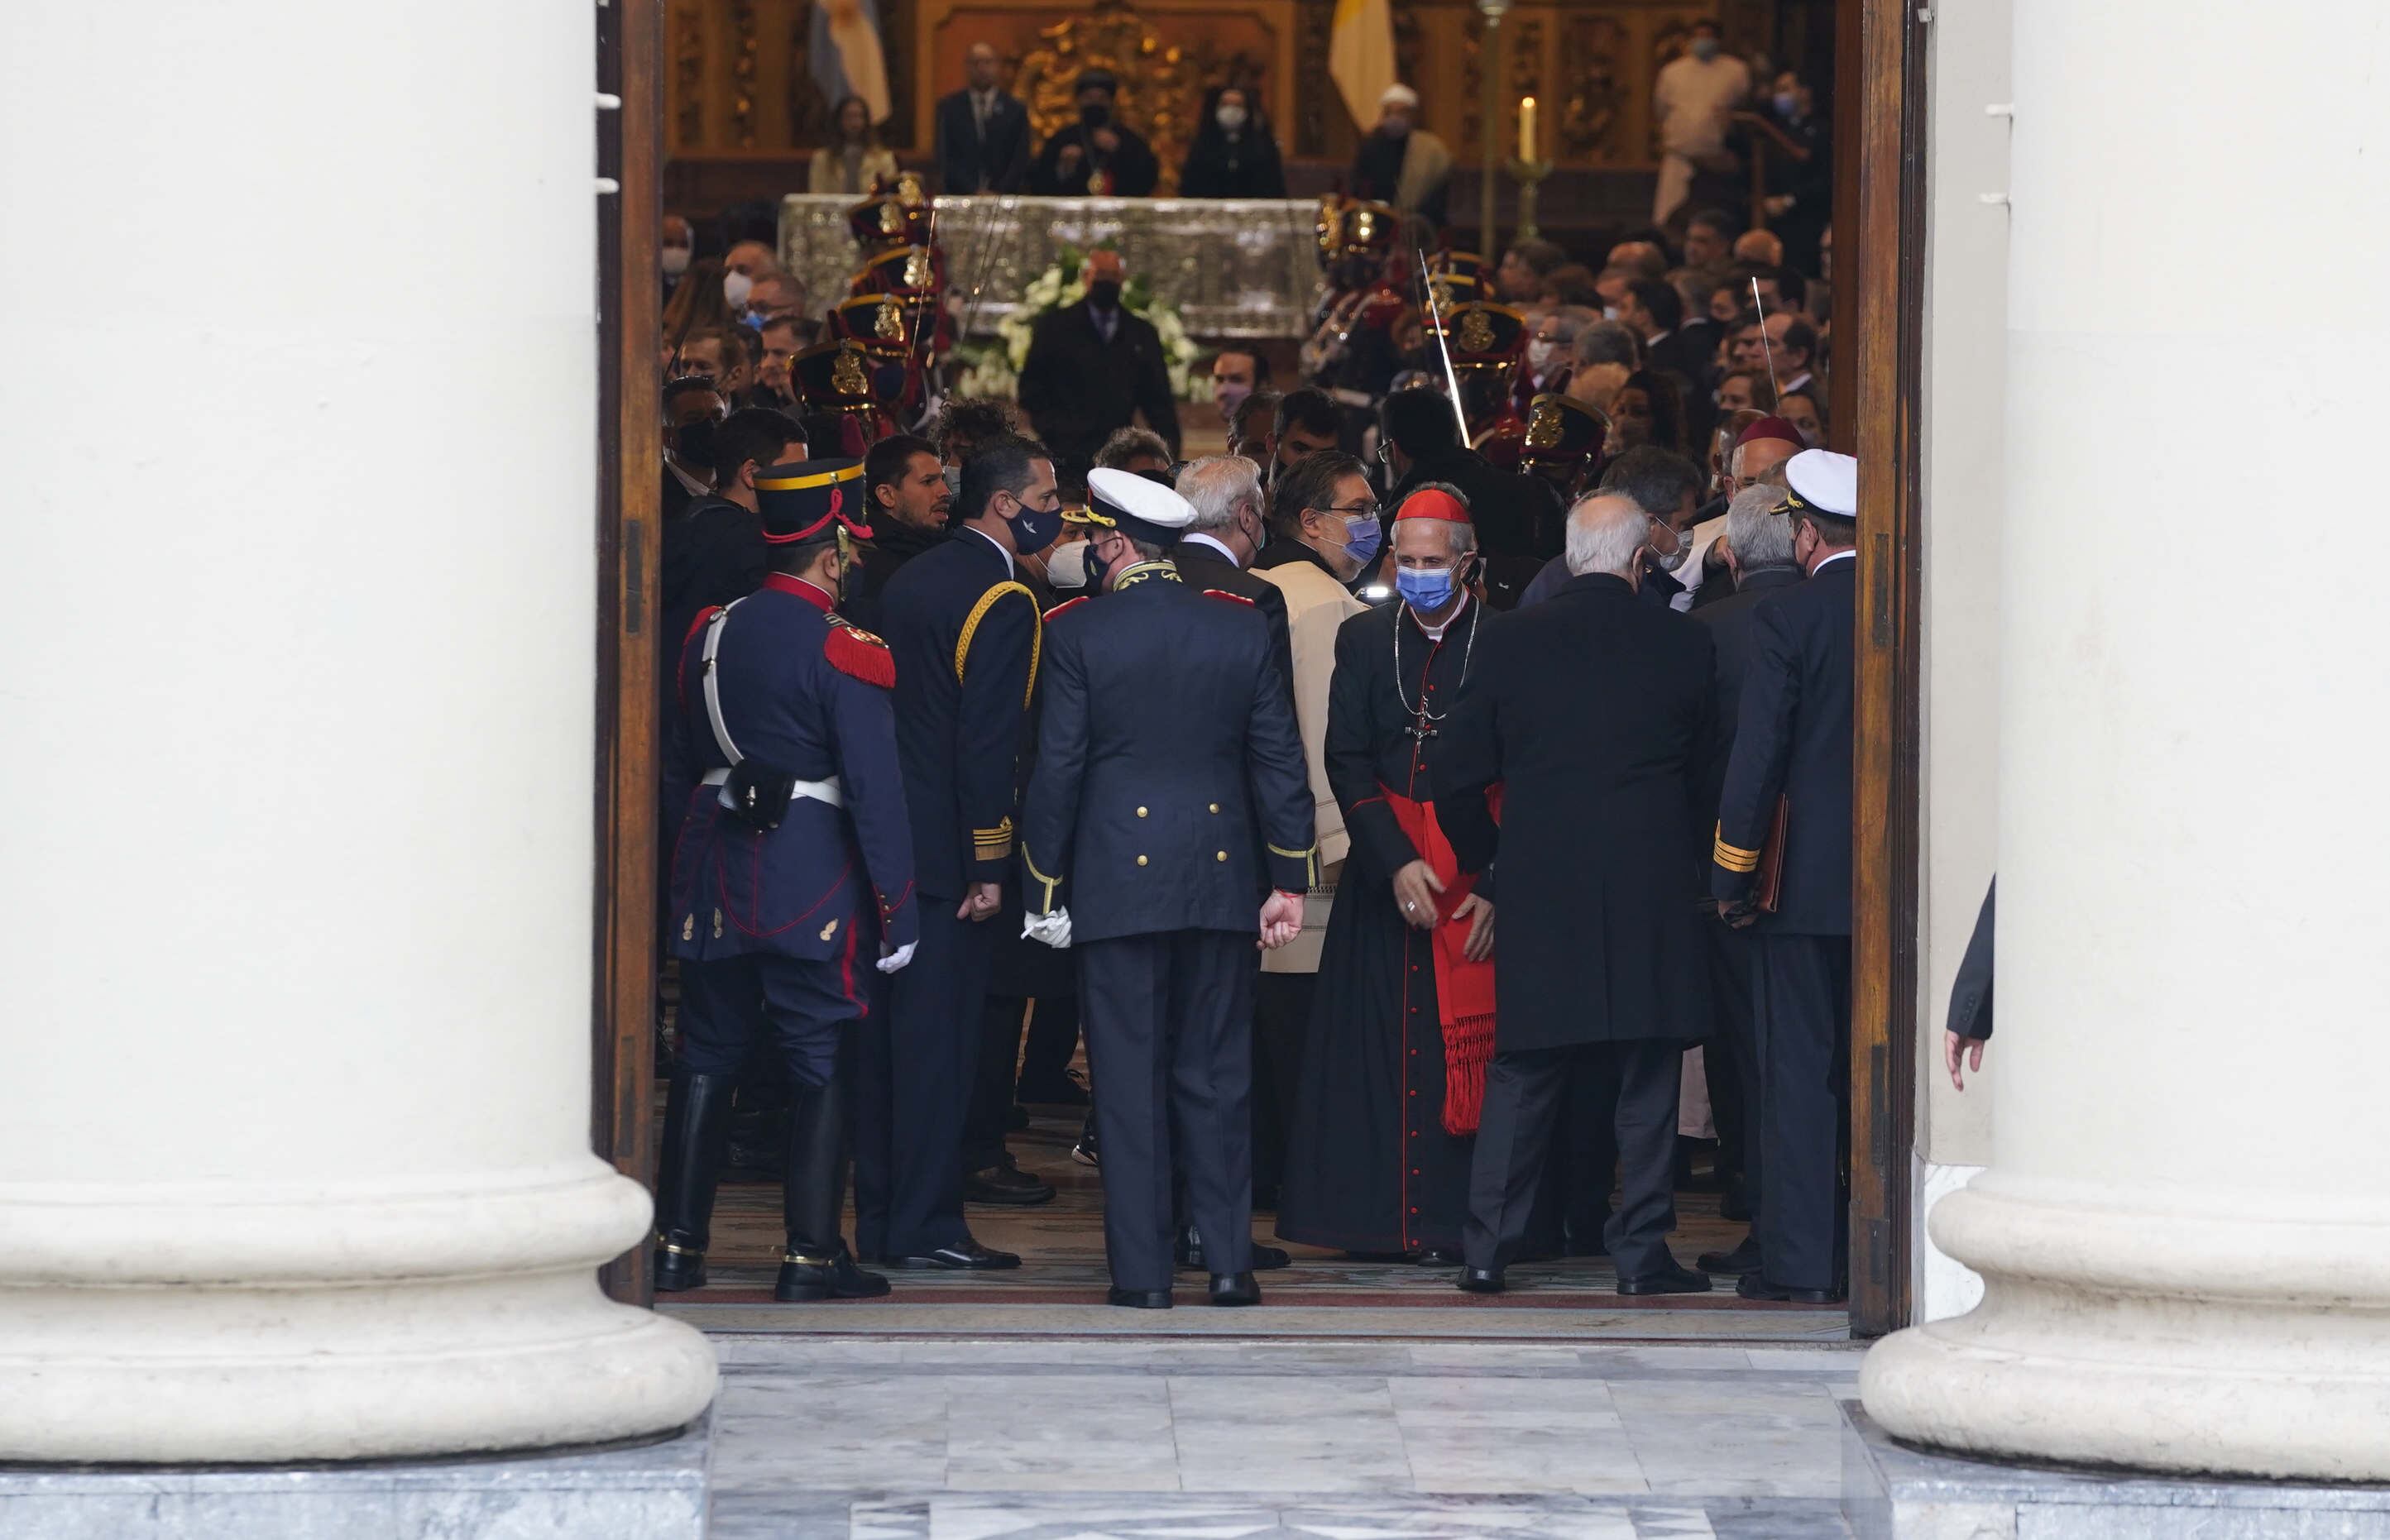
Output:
[1018,471,1316,1307]
[1710,449,1859,1303]
[653,457,918,1303]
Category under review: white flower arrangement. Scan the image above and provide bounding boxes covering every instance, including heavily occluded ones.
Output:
[951,244,1207,404]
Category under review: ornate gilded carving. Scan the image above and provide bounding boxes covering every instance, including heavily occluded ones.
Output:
[672,0,706,149]
[1295,0,1333,156]
[1559,14,1623,161]
[730,0,759,148]
[1015,0,1198,194]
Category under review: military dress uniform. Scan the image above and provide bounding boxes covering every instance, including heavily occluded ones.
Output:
[1018,470,1315,1307]
[1711,450,1859,1303]
[654,458,919,1303]
[861,514,1043,1267]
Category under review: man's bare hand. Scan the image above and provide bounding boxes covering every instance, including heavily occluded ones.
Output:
[958,882,1003,922]
[1453,893,1495,961]
[1058,143,1084,165]
[1717,899,1760,930]
[1945,1029,1985,1091]
[1091,127,1122,154]
[1258,890,1305,950]
[1392,859,1444,930]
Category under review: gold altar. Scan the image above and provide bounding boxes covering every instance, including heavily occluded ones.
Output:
[778,193,1322,338]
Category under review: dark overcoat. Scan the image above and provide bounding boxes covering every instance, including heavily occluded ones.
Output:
[1431,572,1722,1051]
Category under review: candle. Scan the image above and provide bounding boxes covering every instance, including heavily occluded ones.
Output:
[1518,95,1536,162]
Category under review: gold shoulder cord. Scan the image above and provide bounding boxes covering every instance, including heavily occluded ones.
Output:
[955,581,1043,708]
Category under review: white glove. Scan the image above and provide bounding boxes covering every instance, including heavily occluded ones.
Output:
[875,941,917,974]
[1023,908,1073,949]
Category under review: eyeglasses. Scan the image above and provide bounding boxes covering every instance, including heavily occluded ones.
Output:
[1328,500,1382,521]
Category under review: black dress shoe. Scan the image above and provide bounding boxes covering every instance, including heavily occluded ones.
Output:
[1616,1261,1713,1296]
[1736,1271,1846,1303]
[1070,1112,1099,1168]
[1457,1266,1505,1294]
[1108,1286,1172,1309]
[1209,1271,1261,1306]
[775,1246,892,1302]
[963,1153,1056,1207]
[1698,1233,1763,1276]
[890,1237,1021,1270]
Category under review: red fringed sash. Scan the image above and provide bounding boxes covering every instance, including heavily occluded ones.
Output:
[1382,786,1501,1135]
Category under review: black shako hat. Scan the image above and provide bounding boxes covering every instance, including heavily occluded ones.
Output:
[754,458,871,545]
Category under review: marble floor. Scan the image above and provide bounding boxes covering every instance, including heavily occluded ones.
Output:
[702,1334,1865,1538]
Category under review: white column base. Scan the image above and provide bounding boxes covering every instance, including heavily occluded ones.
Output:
[0,1161,716,1463]
[1863,1176,2390,1481]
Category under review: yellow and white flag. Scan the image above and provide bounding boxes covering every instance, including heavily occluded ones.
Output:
[1329,0,1396,132]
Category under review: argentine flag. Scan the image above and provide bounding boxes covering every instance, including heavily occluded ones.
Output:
[811,0,892,127]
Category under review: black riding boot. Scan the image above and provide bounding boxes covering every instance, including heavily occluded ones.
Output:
[653,1069,738,1292]
[775,1076,891,1302]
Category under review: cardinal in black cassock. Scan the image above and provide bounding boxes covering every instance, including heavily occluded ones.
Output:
[1278,488,1494,1260]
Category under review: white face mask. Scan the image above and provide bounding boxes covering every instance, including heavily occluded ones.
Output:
[662,246,692,277]
[1046,539,1091,591]
[1525,340,1557,372]
[1216,104,1248,132]
[723,270,754,308]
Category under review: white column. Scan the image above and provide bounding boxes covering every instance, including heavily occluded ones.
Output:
[0,1,715,1461]
[1863,1,2390,1480]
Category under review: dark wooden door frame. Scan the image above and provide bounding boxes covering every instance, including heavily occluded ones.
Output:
[1833,0,1928,1338]
[596,0,665,1307]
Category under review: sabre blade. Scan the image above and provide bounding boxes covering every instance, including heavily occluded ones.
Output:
[1751,276,1781,399]
[1419,252,1472,445]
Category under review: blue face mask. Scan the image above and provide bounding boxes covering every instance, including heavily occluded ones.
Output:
[1396,565,1457,612]
[1340,515,1383,568]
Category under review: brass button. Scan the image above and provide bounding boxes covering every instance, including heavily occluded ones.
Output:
[1208,802,1220,814]
[1136,806,1149,818]
[1136,854,1149,867]
[1216,850,1229,862]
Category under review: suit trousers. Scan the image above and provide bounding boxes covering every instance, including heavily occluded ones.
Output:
[676,954,858,1088]
[855,903,996,1258]
[1251,970,1315,1199]
[1465,1040,1684,1280]
[1079,930,1255,1291]
[1751,933,1851,1290]
[1703,914,1761,1208]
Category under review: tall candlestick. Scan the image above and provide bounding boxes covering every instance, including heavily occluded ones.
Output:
[1518,95,1535,163]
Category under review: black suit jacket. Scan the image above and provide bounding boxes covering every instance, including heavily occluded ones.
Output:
[1017,300,1182,475]
[933,88,1032,195]
[1027,122,1161,197]
[1948,880,1995,1040]
[1432,574,1722,1052]
[659,495,769,649]
[1170,537,1296,711]
[1709,555,1856,935]
[877,528,1042,900]
[1650,323,1721,447]
[1690,565,1803,745]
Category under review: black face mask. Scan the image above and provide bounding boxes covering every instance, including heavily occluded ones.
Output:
[673,415,717,467]
[1080,103,1112,129]
[1087,280,1123,312]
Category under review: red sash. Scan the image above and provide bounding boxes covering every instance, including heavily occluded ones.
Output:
[1382,786,1501,1135]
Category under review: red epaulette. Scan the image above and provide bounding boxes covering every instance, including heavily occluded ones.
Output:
[1202,589,1257,608]
[824,623,895,688]
[1042,595,1092,624]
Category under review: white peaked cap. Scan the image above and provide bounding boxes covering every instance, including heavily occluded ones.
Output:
[1779,448,1858,519]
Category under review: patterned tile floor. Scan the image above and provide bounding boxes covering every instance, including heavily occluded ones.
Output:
[700,1335,1866,1538]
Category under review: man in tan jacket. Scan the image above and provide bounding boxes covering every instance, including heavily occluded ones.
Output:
[1250,451,1373,1202]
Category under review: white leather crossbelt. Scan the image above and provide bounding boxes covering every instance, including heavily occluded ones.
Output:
[701,768,845,807]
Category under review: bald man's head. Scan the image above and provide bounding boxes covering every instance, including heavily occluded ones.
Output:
[966,41,1001,89]
[1564,493,1655,581]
